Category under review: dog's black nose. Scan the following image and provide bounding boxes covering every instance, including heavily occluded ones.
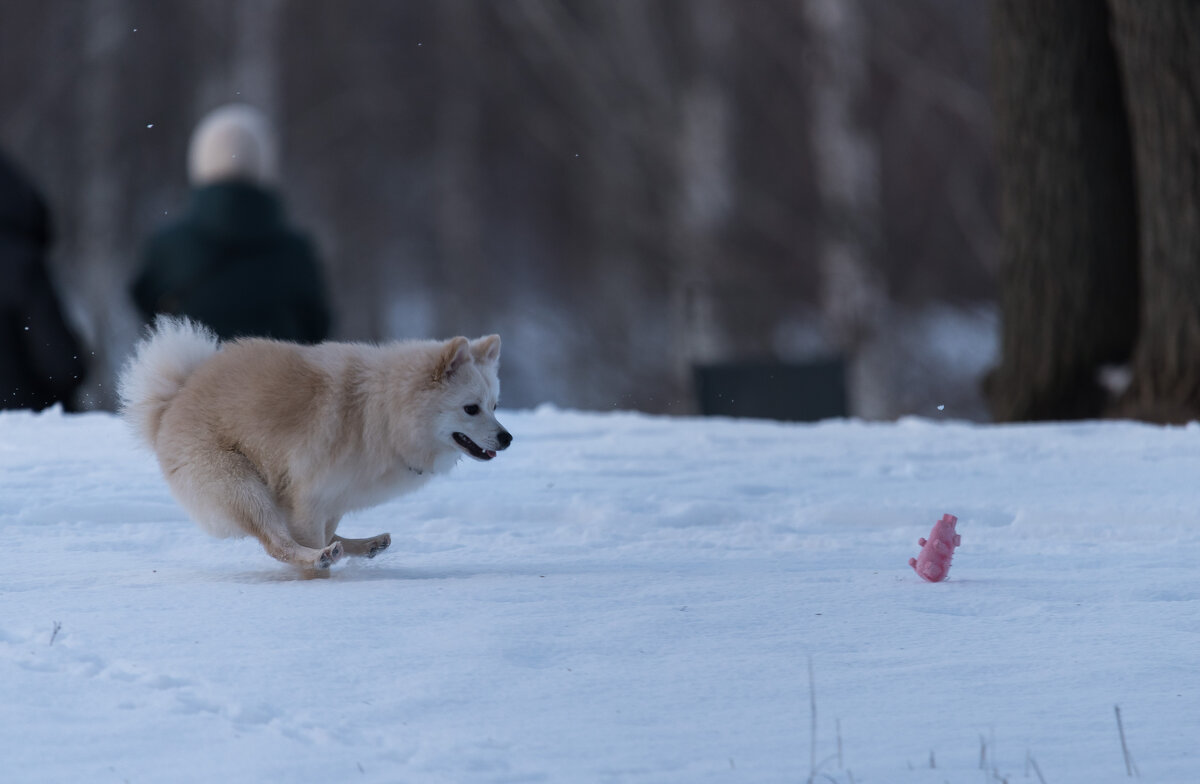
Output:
[497,430,513,448]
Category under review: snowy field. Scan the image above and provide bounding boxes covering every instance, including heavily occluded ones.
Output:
[2,405,1198,783]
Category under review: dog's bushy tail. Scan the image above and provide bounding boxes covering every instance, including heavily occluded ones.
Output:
[118,316,219,449]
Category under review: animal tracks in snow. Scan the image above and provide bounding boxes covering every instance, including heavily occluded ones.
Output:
[0,624,311,742]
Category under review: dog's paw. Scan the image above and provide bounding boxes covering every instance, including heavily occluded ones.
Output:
[316,541,344,569]
[367,534,391,559]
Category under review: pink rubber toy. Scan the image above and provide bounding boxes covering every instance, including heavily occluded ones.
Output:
[909,513,960,582]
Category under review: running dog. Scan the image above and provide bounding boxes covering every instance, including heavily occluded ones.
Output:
[118,317,511,571]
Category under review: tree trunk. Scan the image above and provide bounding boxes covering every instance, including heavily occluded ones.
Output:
[803,0,887,417]
[434,0,485,339]
[233,0,282,121]
[986,0,1138,421]
[1110,1,1200,421]
[668,0,732,399]
[75,0,130,410]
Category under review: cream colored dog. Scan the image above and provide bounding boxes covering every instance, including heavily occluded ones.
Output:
[118,317,511,571]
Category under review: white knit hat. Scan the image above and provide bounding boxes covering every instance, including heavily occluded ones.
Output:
[187,103,279,186]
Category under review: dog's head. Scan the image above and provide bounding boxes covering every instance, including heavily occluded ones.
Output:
[432,335,512,461]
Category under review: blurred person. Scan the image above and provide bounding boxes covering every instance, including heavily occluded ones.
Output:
[131,104,331,343]
[0,150,86,411]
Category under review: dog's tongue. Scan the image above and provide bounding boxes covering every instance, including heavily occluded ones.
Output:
[486,449,497,459]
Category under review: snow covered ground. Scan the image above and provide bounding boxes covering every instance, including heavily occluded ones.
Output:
[2,405,1198,783]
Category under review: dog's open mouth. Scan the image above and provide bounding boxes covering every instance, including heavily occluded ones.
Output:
[453,432,496,461]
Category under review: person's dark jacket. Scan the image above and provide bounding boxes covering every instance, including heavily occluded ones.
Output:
[0,154,86,411]
[132,181,331,343]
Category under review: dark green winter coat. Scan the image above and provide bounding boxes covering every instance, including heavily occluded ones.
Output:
[132,182,331,343]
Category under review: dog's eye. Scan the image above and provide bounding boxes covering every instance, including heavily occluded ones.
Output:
[464,404,480,416]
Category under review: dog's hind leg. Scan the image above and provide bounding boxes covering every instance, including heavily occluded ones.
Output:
[332,532,391,559]
[237,492,344,570]
[168,448,344,570]
[233,493,345,570]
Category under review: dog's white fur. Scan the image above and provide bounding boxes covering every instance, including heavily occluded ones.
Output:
[118,317,510,571]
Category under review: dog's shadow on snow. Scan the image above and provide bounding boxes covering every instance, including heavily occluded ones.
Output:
[223,562,565,584]
[337,563,508,582]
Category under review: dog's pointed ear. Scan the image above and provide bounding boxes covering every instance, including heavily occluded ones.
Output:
[434,337,472,383]
[470,334,501,366]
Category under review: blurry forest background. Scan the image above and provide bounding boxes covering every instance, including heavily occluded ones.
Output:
[0,0,997,417]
